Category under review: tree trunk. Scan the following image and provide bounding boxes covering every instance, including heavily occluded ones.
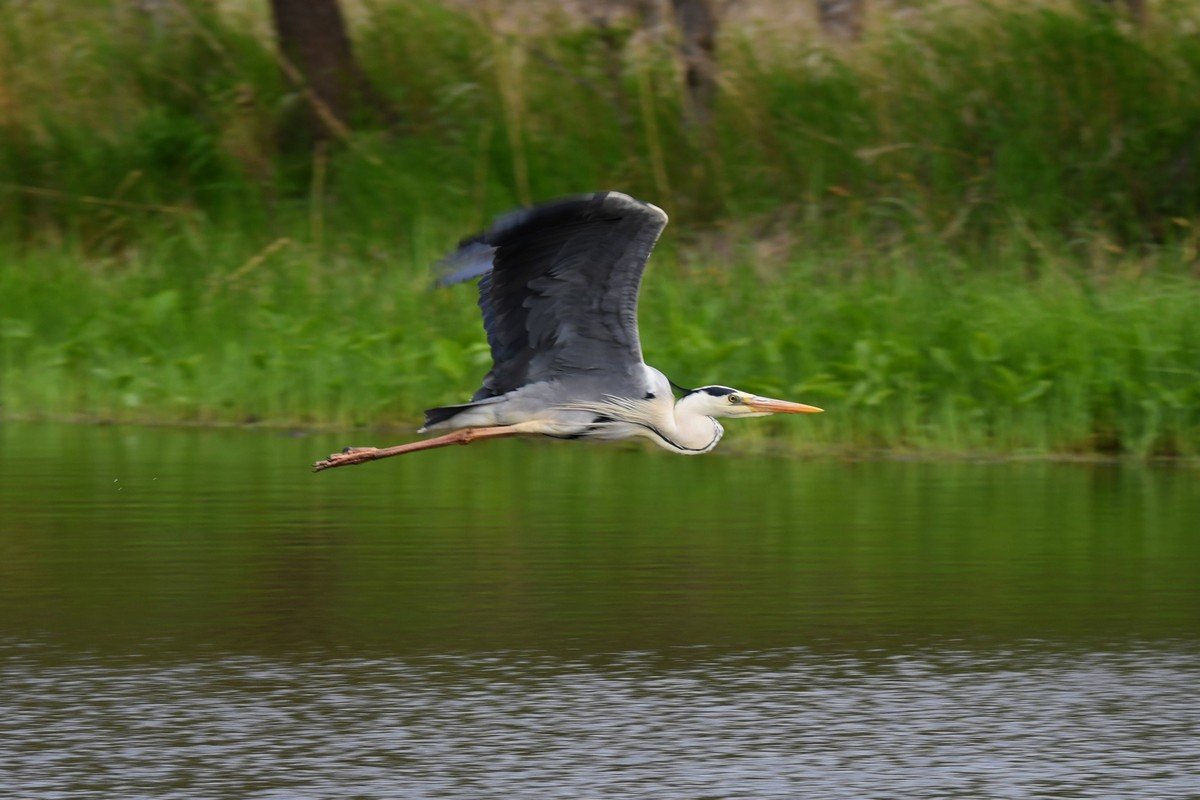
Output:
[817,0,866,41]
[269,0,388,143]
[670,0,718,126]
[1121,0,1147,25]
[1093,0,1148,25]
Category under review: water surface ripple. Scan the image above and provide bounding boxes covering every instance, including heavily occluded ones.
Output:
[3,644,1198,799]
[1,424,1198,798]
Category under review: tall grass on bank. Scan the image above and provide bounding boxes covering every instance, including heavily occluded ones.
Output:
[1,2,1199,455]
[2,238,1197,456]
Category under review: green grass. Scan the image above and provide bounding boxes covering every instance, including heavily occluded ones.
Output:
[2,236,1197,456]
[1,1,1199,456]
[4,2,1200,241]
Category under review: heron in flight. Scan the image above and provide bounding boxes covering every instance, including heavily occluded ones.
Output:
[313,192,821,472]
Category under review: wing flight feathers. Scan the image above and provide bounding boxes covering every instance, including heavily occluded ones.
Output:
[436,192,668,400]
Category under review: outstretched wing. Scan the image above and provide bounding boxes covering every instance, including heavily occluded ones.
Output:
[438,191,668,401]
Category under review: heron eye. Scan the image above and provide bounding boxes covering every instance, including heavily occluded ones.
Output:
[728,394,742,405]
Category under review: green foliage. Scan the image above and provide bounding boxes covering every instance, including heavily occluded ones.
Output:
[0,1,1199,456]
[5,2,1200,237]
[2,238,1197,456]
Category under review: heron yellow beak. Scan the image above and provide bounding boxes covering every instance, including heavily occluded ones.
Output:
[744,395,824,414]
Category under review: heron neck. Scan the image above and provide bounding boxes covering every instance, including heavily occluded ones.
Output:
[663,398,724,453]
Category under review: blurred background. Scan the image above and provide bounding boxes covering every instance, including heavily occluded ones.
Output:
[1,0,1197,455]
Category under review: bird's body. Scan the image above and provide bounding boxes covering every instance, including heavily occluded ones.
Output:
[313,192,820,471]
[423,363,726,454]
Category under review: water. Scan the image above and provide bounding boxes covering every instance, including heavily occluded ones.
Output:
[1,423,1197,798]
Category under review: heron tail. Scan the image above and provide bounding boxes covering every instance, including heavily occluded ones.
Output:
[420,394,507,432]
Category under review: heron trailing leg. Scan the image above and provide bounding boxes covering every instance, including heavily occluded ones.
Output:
[312,424,533,472]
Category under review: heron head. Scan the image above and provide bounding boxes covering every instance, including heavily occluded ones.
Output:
[682,385,823,419]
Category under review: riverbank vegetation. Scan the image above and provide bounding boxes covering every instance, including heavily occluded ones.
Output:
[1,1,1198,456]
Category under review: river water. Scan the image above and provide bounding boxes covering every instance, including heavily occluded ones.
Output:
[1,423,1197,798]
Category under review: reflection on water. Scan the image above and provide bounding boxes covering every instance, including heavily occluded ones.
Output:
[1,423,1198,798]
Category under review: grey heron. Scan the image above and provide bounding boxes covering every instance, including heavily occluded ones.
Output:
[313,191,821,472]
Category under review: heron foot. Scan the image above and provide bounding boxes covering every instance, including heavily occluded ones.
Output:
[312,446,380,472]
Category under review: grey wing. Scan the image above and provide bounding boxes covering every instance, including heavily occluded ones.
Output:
[437,191,668,402]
